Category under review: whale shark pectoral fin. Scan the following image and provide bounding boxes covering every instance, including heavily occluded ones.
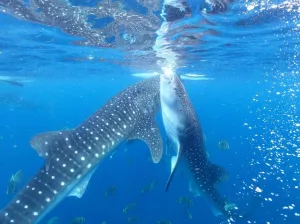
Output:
[165,155,179,192]
[210,163,229,185]
[165,143,182,192]
[127,116,163,163]
[189,180,202,197]
[68,168,96,198]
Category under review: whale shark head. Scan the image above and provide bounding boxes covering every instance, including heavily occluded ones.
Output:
[160,68,194,140]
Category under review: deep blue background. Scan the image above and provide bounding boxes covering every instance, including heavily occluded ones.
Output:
[0,0,300,223]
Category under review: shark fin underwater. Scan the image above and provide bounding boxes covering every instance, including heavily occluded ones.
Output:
[0,76,163,224]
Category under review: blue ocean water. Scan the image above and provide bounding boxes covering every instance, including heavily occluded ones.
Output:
[0,0,299,223]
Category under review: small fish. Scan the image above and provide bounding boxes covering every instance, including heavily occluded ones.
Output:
[157,220,172,224]
[185,208,192,219]
[177,196,193,207]
[123,203,136,214]
[47,217,61,224]
[127,216,138,223]
[6,170,23,195]
[218,140,230,150]
[6,180,17,195]
[11,170,23,183]
[224,202,237,211]
[70,216,85,224]
[105,185,116,197]
[141,180,157,193]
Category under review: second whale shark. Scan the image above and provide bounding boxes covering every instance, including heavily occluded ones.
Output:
[0,76,163,224]
[160,70,238,219]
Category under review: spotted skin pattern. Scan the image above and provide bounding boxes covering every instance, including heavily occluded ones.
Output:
[160,73,236,218]
[0,77,163,224]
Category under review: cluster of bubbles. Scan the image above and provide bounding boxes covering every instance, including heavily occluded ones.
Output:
[240,0,300,223]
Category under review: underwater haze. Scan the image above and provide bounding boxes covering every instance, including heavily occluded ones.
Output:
[0,0,299,223]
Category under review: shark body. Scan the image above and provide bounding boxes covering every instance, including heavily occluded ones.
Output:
[160,71,237,218]
[0,77,163,224]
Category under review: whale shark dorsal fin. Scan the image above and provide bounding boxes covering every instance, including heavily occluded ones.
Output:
[30,130,73,170]
[127,116,163,163]
[30,130,73,158]
[209,163,229,185]
[68,167,97,198]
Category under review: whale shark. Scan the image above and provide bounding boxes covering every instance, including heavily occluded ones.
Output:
[0,76,163,224]
[159,70,238,218]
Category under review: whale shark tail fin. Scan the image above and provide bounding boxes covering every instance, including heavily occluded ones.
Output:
[210,163,229,185]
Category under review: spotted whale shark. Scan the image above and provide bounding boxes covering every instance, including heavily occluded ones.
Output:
[160,70,238,218]
[0,76,163,224]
